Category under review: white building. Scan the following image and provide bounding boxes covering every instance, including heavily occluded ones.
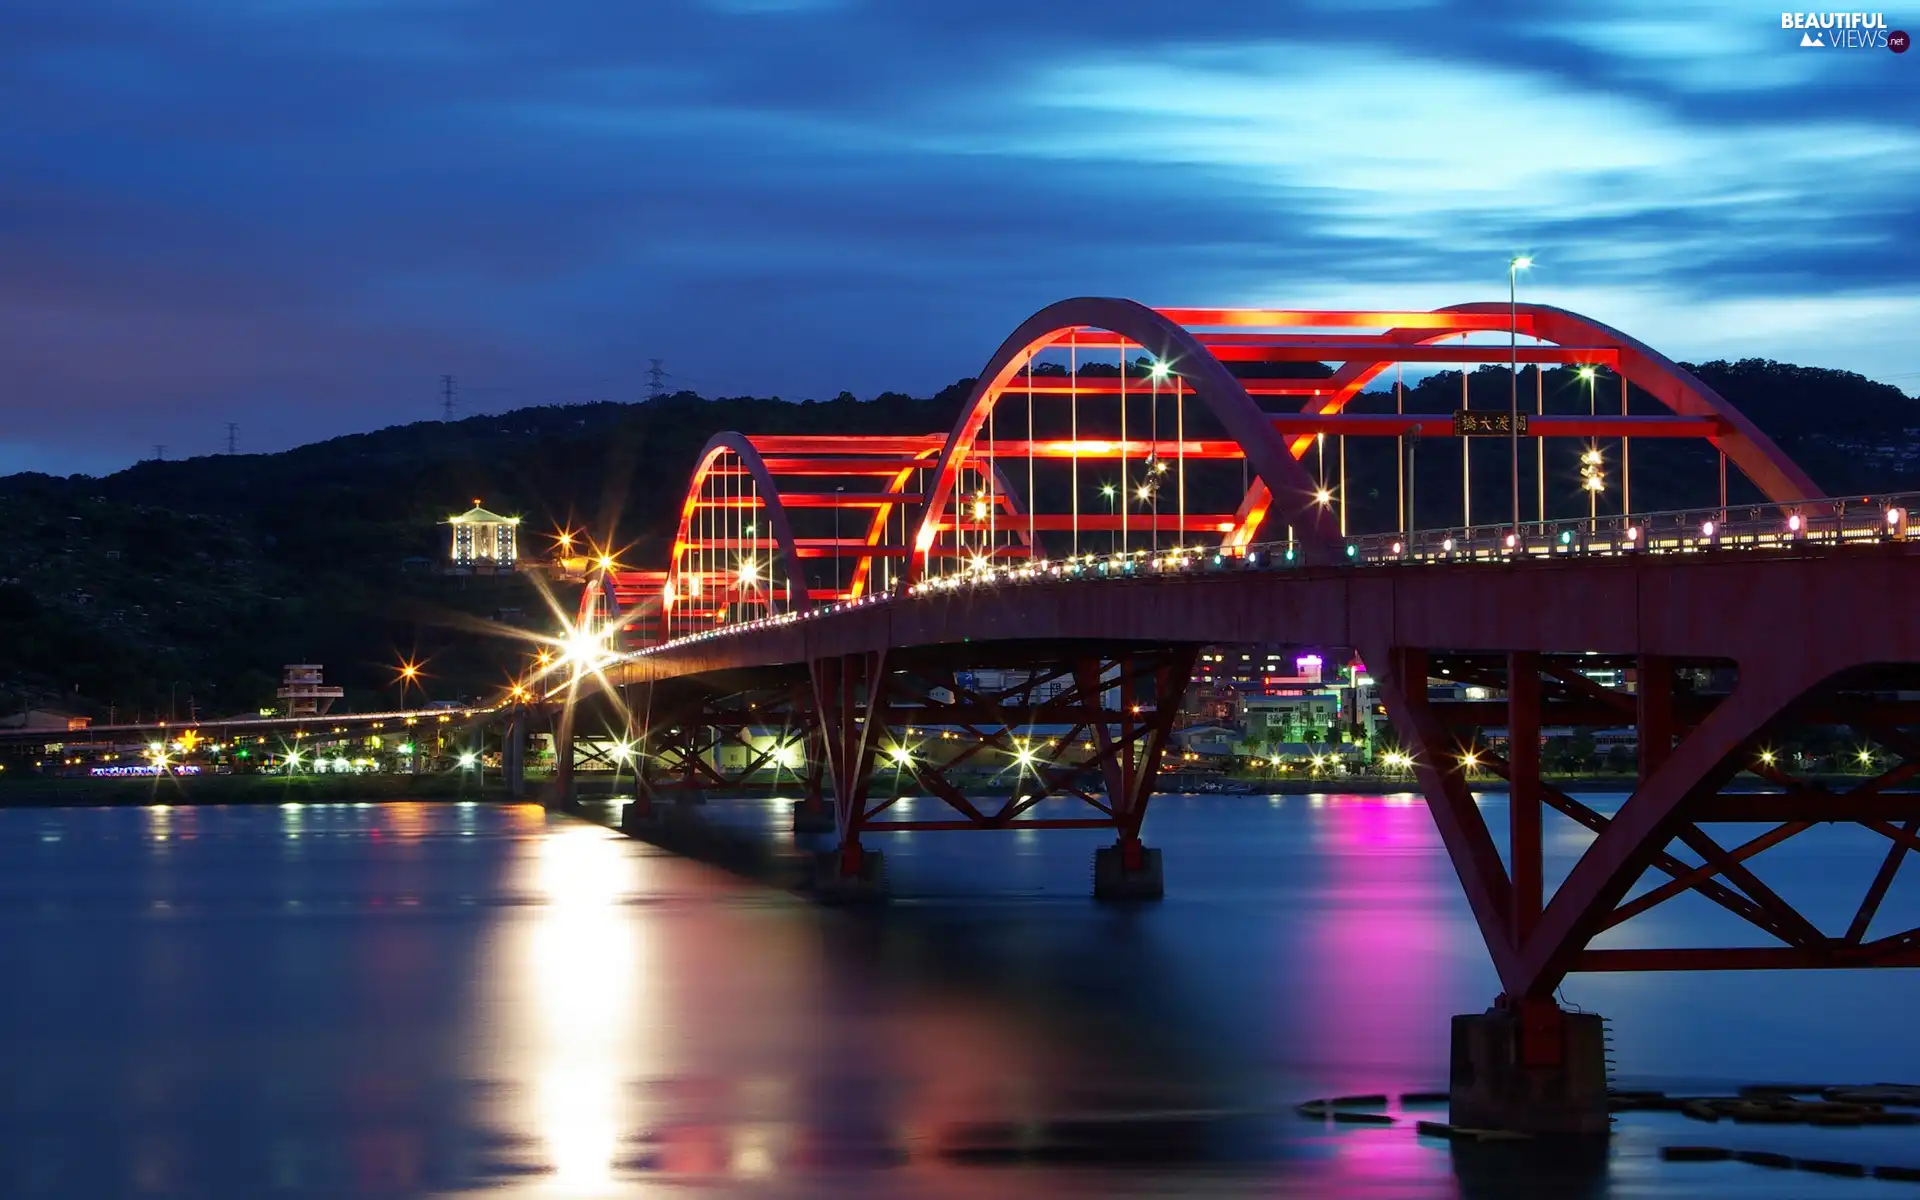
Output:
[445,502,520,573]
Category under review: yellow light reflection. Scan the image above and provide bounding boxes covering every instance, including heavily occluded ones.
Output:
[528,823,642,1194]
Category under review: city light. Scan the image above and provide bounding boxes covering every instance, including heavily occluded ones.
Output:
[1012,742,1036,768]
[1459,750,1481,770]
[1136,484,1153,501]
[458,751,477,769]
[737,557,759,585]
[890,745,912,766]
[773,743,802,769]
[1100,483,1115,499]
[1382,750,1414,770]
[561,627,607,667]
[612,742,633,761]
[597,554,615,570]
[1759,749,1777,767]
[554,529,576,552]
[1149,359,1172,380]
[1858,748,1875,767]
[1576,365,1596,382]
[1314,487,1332,506]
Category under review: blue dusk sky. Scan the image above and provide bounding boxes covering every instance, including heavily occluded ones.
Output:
[2,0,1916,474]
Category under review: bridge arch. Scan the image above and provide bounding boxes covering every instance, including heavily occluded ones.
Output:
[1225,302,1822,544]
[909,297,1343,577]
[652,433,808,639]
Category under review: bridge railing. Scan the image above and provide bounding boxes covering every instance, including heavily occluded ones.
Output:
[1330,491,1918,565]
[629,492,1920,653]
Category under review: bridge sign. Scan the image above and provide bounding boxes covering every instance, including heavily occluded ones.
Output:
[1453,410,1528,436]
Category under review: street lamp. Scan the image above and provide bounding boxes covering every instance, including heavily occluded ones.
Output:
[1576,365,1602,522]
[1509,255,1532,535]
[395,659,424,707]
[1100,482,1117,552]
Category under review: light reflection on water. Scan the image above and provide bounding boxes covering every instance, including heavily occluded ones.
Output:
[0,796,1909,1196]
[525,823,644,1194]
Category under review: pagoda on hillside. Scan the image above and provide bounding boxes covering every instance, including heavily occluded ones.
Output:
[444,500,520,574]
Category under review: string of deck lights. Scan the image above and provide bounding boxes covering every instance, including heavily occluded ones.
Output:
[609,491,1920,661]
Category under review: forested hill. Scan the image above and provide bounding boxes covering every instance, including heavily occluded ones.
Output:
[0,361,1910,721]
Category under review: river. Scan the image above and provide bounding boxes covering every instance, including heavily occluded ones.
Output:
[0,792,1912,1197]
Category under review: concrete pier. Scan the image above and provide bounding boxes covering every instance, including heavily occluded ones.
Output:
[1449,1005,1609,1135]
[1092,844,1164,901]
[791,800,836,834]
[812,848,887,904]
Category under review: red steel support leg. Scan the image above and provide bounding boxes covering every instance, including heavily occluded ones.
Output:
[790,683,834,834]
[1084,649,1196,900]
[1637,654,1673,784]
[808,650,891,901]
[1509,652,1542,946]
[1368,645,1518,982]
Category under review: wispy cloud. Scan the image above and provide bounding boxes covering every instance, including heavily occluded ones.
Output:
[0,0,1912,471]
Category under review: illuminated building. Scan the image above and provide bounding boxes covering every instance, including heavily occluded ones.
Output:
[277,665,344,718]
[445,500,520,574]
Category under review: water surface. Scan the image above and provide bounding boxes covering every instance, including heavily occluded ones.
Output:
[0,794,1914,1197]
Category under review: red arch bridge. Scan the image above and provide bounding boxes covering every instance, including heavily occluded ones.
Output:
[524,298,1920,1132]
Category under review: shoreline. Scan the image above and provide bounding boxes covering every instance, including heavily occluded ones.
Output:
[0,771,1889,807]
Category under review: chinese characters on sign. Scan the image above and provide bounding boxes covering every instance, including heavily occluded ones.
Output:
[1452,411,1529,436]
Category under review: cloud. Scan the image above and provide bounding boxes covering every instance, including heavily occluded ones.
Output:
[0,0,1913,472]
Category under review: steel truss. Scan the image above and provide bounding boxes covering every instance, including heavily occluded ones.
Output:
[612,646,1196,875]
[1379,650,1920,1003]
[806,646,1197,876]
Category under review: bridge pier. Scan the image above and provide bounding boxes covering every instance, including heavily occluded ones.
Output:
[1450,1000,1609,1136]
[792,723,834,833]
[812,843,887,904]
[547,700,577,811]
[502,709,526,799]
[1093,837,1164,901]
[808,650,892,902]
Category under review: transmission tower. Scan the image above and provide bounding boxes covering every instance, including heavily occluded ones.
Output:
[224,422,239,454]
[151,444,167,461]
[441,374,457,420]
[646,359,668,399]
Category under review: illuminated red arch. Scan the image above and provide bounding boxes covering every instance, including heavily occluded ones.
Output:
[1224,302,1823,542]
[909,297,1343,576]
[574,433,806,642]
[846,452,1032,598]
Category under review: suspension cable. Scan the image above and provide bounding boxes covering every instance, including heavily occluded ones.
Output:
[1026,349,1036,558]
[1070,335,1080,558]
[1396,363,1405,535]
[1176,374,1186,552]
[1120,340,1128,555]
